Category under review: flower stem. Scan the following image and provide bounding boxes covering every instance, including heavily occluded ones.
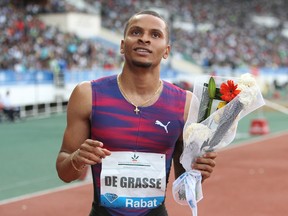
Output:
[206,98,213,119]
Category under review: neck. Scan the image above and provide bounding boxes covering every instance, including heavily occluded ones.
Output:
[120,74,160,95]
[117,73,163,114]
[120,66,161,95]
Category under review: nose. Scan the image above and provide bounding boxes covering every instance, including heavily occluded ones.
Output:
[138,33,151,44]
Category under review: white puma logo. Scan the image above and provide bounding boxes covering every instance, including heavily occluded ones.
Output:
[155,120,170,133]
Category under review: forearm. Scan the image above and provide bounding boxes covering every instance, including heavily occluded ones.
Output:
[173,139,185,179]
[56,150,86,183]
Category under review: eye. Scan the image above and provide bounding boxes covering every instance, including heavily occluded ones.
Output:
[152,31,161,38]
[131,29,141,36]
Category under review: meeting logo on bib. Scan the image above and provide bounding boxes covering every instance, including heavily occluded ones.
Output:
[131,153,139,162]
[104,193,118,203]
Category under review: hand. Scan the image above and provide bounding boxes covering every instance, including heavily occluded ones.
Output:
[192,151,217,182]
[73,139,111,168]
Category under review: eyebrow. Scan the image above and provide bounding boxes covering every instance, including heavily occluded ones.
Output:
[128,26,164,35]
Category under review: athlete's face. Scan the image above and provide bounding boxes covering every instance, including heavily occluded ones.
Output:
[120,14,170,68]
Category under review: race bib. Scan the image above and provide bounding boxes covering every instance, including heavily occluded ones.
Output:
[100,151,166,208]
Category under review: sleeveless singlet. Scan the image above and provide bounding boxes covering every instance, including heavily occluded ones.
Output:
[90,75,186,216]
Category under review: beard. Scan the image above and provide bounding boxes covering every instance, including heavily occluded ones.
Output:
[132,60,152,68]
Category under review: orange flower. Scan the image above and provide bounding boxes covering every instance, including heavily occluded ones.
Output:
[220,80,241,102]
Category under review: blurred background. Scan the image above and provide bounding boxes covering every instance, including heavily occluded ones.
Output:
[0,0,288,115]
[0,0,288,213]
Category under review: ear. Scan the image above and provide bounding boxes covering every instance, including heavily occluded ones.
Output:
[163,53,168,59]
[120,40,124,54]
[163,45,171,59]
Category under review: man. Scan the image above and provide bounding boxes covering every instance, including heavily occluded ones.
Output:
[2,90,20,122]
[56,10,217,216]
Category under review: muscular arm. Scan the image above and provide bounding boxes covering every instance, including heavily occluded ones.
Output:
[173,138,186,179]
[56,81,111,183]
[173,90,192,179]
[173,90,217,182]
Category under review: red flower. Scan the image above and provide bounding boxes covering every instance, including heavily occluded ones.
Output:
[220,80,241,102]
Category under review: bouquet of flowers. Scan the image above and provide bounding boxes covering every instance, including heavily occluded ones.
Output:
[172,73,265,216]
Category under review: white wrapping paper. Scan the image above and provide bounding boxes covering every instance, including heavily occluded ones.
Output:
[172,73,265,216]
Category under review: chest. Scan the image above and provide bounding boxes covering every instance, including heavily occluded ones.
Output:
[90,78,185,153]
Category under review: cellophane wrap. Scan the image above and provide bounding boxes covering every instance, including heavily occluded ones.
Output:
[172,73,265,216]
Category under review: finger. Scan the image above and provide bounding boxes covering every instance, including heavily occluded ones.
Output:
[199,170,212,182]
[195,157,216,168]
[78,147,111,165]
[192,162,214,173]
[87,149,111,164]
[78,150,102,165]
[203,152,218,160]
[80,140,106,157]
[192,163,214,183]
[102,148,112,156]
[91,146,111,159]
[78,139,112,165]
[85,139,104,148]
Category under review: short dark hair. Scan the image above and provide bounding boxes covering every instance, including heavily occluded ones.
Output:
[123,10,170,43]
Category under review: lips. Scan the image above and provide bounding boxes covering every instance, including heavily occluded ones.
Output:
[134,47,152,53]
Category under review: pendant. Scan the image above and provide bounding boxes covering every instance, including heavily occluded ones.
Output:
[134,106,140,114]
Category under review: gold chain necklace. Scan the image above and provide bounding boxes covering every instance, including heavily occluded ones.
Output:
[117,75,162,114]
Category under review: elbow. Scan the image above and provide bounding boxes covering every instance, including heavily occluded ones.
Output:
[57,170,74,183]
[61,177,73,184]
[56,163,73,183]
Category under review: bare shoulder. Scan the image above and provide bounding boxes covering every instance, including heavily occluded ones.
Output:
[185,90,192,103]
[184,90,193,122]
[67,81,92,117]
[73,81,91,94]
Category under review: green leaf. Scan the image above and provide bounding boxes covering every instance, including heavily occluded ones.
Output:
[208,77,216,99]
